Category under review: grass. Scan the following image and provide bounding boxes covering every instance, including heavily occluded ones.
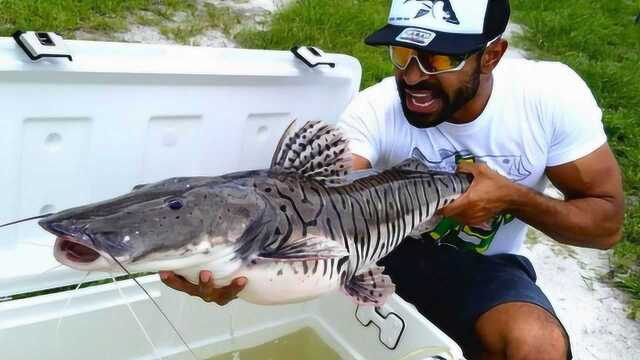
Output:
[158,3,244,44]
[237,0,640,318]
[0,0,242,44]
[0,0,158,37]
[236,0,393,88]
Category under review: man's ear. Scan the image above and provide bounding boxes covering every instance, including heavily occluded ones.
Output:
[480,38,508,74]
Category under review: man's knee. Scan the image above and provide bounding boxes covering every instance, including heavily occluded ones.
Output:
[474,302,568,360]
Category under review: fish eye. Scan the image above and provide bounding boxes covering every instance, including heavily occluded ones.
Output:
[166,198,184,210]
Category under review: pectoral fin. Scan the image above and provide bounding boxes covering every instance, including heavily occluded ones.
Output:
[258,236,349,261]
[408,214,443,237]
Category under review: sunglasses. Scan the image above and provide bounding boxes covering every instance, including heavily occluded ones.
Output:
[389,36,501,75]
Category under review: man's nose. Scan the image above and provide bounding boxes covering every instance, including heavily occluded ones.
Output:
[402,57,432,85]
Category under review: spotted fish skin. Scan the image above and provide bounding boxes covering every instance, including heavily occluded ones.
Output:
[39,121,469,307]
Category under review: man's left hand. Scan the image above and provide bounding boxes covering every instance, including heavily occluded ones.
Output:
[440,162,518,227]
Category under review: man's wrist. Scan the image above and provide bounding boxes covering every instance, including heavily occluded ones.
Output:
[502,181,530,213]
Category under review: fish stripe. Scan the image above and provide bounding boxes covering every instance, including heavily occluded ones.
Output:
[396,178,407,248]
[432,175,442,215]
[349,188,371,268]
[322,258,328,277]
[329,258,335,280]
[371,184,387,260]
[326,192,351,255]
[421,178,432,218]
[381,183,392,257]
[413,178,424,220]
[272,208,293,253]
[338,186,361,274]
[366,185,382,264]
[276,185,314,237]
[404,180,416,231]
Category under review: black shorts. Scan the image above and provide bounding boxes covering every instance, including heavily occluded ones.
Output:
[378,236,572,358]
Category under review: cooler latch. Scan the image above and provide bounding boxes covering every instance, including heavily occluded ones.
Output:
[291,46,335,68]
[12,31,73,62]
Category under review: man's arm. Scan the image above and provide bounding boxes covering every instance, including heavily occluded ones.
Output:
[441,144,624,250]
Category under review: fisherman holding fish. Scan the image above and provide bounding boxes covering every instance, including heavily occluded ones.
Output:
[161,0,624,359]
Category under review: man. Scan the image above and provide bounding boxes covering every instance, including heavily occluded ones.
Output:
[161,0,624,359]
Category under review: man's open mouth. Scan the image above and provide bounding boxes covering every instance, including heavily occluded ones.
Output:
[55,236,101,263]
[405,90,443,113]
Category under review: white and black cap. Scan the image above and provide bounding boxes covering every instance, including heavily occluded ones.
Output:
[365,0,510,55]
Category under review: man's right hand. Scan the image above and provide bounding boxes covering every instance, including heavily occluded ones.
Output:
[159,270,247,306]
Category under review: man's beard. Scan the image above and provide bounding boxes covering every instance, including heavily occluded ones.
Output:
[396,68,481,129]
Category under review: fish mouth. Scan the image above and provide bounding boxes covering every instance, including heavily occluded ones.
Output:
[55,236,101,264]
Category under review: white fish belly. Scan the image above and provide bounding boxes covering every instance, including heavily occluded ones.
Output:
[218,260,341,305]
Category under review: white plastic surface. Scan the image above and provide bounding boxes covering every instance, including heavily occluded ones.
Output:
[0,275,464,360]
[0,37,463,360]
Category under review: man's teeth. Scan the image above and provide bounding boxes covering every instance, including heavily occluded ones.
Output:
[411,96,436,107]
[412,97,435,107]
[408,91,436,107]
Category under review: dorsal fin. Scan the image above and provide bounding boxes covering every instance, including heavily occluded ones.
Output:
[270,119,298,169]
[270,120,352,181]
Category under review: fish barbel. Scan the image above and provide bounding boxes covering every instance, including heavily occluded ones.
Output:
[36,120,470,306]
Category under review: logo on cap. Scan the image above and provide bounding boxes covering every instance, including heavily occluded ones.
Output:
[405,0,460,25]
[395,27,436,46]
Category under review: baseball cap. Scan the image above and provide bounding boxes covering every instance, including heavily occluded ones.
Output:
[365,0,510,55]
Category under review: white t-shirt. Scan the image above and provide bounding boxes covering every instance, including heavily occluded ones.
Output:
[338,58,607,255]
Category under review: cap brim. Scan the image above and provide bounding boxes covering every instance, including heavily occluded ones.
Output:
[365,24,488,55]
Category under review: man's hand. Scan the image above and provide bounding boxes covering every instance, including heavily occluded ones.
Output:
[440,162,517,227]
[441,145,624,249]
[160,270,246,305]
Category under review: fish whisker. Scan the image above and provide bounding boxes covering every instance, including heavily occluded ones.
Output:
[56,272,90,352]
[0,213,54,228]
[40,264,64,275]
[107,253,199,360]
[110,271,164,360]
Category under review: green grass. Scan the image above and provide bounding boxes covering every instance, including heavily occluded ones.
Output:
[236,0,393,88]
[0,0,211,41]
[158,3,244,44]
[237,0,640,317]
[0,0,154,37]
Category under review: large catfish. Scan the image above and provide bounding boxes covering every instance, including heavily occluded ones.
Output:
[37,121,469,306]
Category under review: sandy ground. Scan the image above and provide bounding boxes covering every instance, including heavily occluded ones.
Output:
[76,0,292,47]
[77,5,640,359]
[523,229,640,359]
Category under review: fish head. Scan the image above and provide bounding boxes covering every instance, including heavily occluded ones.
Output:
[39,177,268,273]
